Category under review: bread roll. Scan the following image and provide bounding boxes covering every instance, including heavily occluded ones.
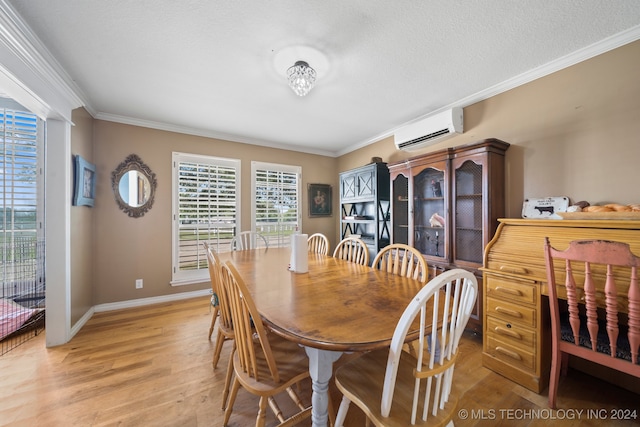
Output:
[604,203,632,212]
[583,205,614,212]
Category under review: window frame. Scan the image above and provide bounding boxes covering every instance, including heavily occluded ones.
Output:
[171,152,241,286]
[251,161,301,248]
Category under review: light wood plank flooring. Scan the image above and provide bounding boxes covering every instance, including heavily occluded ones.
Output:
[0,296,638,426]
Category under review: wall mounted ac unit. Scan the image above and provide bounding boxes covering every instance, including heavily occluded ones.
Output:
[394,107,463,151]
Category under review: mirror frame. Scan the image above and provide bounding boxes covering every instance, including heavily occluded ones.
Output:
[111,154,157,218]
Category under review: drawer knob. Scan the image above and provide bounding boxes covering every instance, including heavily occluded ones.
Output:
[495,306,523,318]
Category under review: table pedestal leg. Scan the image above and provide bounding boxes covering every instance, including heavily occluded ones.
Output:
[304,347,342,427]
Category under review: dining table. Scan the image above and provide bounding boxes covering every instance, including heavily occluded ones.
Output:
[220,246,426,427]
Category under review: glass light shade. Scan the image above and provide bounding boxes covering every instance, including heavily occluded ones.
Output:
[286,61,316,96]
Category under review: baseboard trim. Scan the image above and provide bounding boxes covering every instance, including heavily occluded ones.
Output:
[70,306,95,338]
[69,290,211,340]
[93,289,211,313]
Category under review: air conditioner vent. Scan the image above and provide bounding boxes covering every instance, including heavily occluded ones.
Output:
[397,128,451,150]
[394,108,463,151]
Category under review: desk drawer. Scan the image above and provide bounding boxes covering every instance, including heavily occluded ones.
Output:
[486,276,536,305]
[486,336,535,371]
[486,317,535,350]
[486,298,535,328]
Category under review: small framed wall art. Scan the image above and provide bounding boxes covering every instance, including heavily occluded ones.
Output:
[73,154,96,207]
[308,183,332,217]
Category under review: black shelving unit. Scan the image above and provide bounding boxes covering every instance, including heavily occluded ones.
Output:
[339,162,390,264]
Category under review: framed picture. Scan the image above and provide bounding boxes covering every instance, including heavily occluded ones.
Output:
[308,183,332,217]
[73,155,96,207]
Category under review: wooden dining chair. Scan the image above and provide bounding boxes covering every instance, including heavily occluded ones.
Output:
[221,261,312,427]
[372,243,429,284]
[308,232,330,255]
[230,231,269,251]
[204,242,220,340]
[334,269,478,427]
[333,236,369,266]
[372,243,431,360]
[543,237,640,409]
[204,244,236,411]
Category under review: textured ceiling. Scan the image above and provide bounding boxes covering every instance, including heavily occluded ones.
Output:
[6,1,640,156]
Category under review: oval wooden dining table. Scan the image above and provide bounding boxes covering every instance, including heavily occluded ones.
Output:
[220,246,425,427]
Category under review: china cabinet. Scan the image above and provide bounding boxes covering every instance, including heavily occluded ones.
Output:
[339,162,390,264]
[388,139,510,331]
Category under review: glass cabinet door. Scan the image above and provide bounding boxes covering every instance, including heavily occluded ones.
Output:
[391,174,409,244]
[453,159,484,264]
[413,165,446,260]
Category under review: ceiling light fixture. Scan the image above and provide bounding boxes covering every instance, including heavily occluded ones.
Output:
[286,61,316,97]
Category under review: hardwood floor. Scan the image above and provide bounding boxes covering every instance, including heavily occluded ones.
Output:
[0,296,638,426]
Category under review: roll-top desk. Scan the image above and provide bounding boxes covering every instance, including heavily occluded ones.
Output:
[481,218,640,393]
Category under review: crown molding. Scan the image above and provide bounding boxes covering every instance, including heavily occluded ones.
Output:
[338,24,640,157]
[0,0,86,121]
[95,112,336,157]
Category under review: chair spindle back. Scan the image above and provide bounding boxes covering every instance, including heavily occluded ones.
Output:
[544,237,640,408]
[333,236,370,266]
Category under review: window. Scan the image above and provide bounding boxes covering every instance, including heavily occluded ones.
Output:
[172,152,240,285]
[0,102,45,354]
[251,161,301,248]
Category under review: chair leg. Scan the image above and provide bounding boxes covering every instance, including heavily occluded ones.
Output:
[548,347,562,409]
[212,330,226,369]
[222,344,235,409]
[223,375,241,427]
[286,386,307,411]
[257,396,268,427]
[334,395,351,427]
[208,305,219,340]
[268,396,285,423]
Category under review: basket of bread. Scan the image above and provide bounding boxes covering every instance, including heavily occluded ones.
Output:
[558,201,640,219]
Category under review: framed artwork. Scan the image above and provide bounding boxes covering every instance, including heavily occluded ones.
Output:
[73,155,96,207]
[308,183,332,217]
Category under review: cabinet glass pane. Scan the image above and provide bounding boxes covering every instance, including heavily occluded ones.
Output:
[414,168,445,258]
[455,160,483,262]
[392,175,409,244]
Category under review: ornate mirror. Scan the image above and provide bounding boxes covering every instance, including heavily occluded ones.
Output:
[111,154,157,218]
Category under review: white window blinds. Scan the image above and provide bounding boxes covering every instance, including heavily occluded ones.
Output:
[252,161,301,248]
[1,108,43,243]
[172,152,240,285]
[0,105,45,304]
